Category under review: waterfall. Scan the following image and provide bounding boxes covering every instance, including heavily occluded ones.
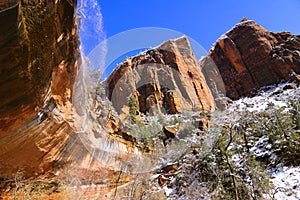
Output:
[73,0,151,174]
[76,0,106,55]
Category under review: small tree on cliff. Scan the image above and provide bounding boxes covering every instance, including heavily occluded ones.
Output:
[128,95,138,123]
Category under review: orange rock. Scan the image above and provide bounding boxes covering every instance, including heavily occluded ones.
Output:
[0,0,79,178]
[105,36,216,117]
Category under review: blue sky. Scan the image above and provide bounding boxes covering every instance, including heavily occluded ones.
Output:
[79,0,300,76]
[97,0,300,53]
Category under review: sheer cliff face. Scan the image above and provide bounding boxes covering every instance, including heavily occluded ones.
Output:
[204,20,300,99]
[0,0,145,180]
[105,36,215,118]
[0,0,78,138]
[0,0,78,177]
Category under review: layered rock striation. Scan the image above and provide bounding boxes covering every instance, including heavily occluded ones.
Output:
[0,0,80,177]
[0,0,147,182]
[0,0,78,138]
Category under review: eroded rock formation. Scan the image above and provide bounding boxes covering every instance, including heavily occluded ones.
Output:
[203,19,300,99]
[105,36,215,119]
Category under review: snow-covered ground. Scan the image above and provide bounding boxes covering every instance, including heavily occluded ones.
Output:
[229,84,300,200]
[230,83,299,113]
[144,83,299,199]
[271,167,300,200]
[172,84,299,199]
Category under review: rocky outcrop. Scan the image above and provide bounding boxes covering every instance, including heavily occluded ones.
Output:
[203,19,300,99]
[105,36,215,119]
[0,3,154,193]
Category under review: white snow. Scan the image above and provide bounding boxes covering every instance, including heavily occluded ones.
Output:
[228,83,299,114]
[232,94,288,113]
[249,136,273,157]
[271,167,300,200]
[226,84,300,200]
[150,174,161,181]
[163,186,176,197]
[232,153,242,167]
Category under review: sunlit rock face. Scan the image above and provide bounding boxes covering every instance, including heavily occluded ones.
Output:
[204,19,300,99]
[0,0,148,182]
[0,0,79,177]
[105,36,216,119]
[0,0,78,138]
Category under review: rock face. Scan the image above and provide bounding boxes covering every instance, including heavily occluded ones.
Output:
[105,36,215,118]
[0,0,78,138]
[0,0,147,184]
[203,20,300,99]
[0,0,79,177]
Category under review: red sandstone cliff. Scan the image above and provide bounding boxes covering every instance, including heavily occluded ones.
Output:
[0,1,146,190]
[105,36,215,119]
[0,0,80,177]
[0,0,80,138]
[202,19,300,99]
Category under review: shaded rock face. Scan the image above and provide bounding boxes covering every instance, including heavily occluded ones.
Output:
[105,36,215,118]
[204,20,300,99]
